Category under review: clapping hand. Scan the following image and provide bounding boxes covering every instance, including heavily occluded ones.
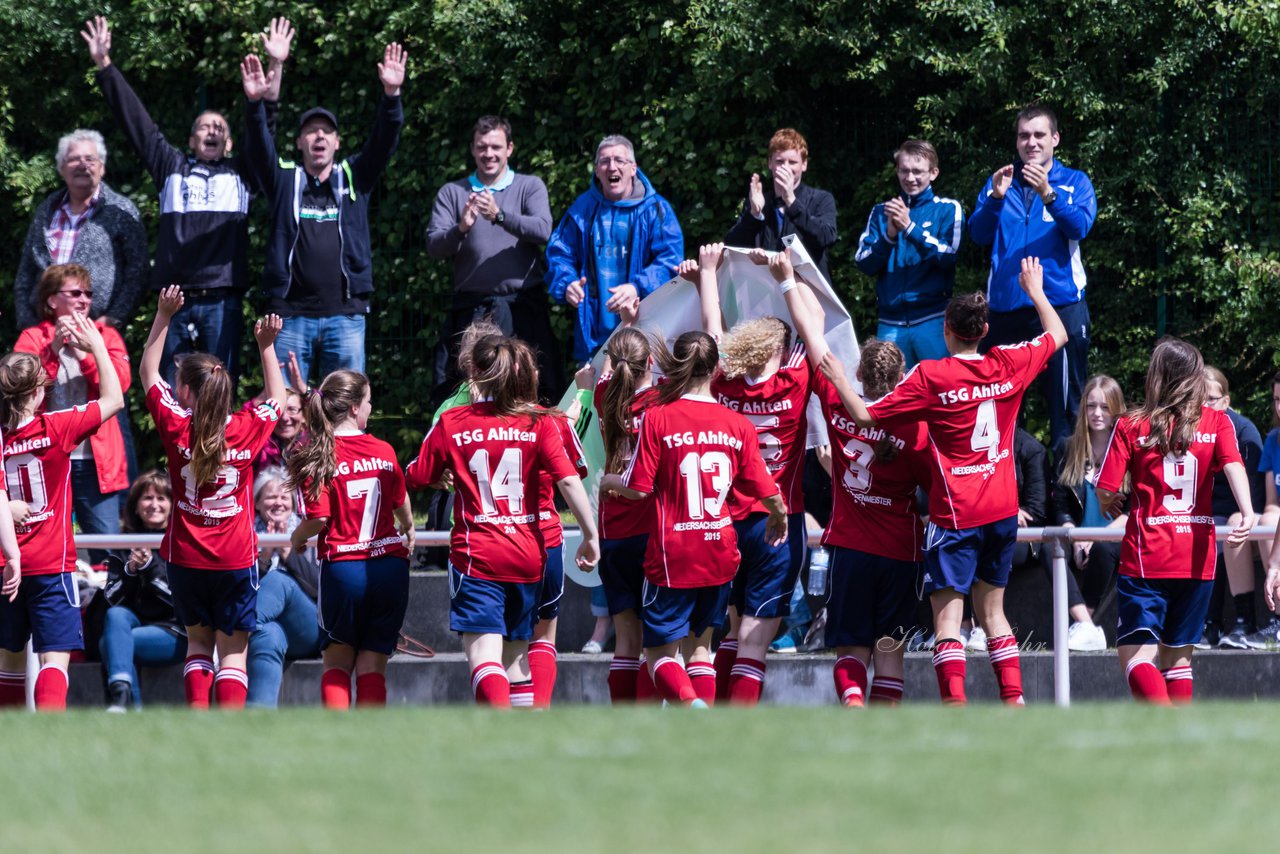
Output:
[990,164,1014,200]
[747,173,766,217]
[884,197,910,238]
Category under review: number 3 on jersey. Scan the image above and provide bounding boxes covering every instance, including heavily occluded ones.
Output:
[468,448,525,516]
[970,399,1001,461]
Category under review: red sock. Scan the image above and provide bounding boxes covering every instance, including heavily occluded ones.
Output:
[33,665,67,712]
[932,639,967,705]
[183,655,215,709]
[607,656,640,704]
[869,676,905,706]
[686,662,717,705]
[1162,665,1193,705]
[986,634,1024,705]
[355,672,387,707]
[0,670,25,707]
[214,667,248,709]
[1127,660,1170,704]
[510,680,535,709]
[636,656,657,703]
[729,657,766,706]
[321,668,352,709]
[651,656,697,704]
[471,662,510,707]
[714,639,738,702]
[528,640,558,708]
[833,655,868,707]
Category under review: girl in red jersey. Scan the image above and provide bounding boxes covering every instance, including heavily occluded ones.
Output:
[287,370,415,709]
[1097,338,1253,704]
[594,325,661,703]
[0,313,123,710]
[601,331,787,708]
[140,286,286,709]
[678,243,812,705]
[407,336,599,707]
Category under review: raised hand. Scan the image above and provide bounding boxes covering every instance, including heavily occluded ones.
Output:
[287,351,307,393]
[240,54,270,102]
[767,249,794,284]
[64,311,106,353]
[157,285,184,319]
[574,362,597,391]
[698,242,725,271]
[1018,256,1044,298]
[378,42,407,96]
[255,313,284,347]
[748,173,765,217]
[81,16,112,69]
[261,17,295,64]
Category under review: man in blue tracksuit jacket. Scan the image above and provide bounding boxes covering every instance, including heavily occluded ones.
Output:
[855,139,963,367]
[547,135,684,362]
[969,104,1097,453]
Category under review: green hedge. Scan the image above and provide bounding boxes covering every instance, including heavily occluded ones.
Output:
[3,0,1280,464]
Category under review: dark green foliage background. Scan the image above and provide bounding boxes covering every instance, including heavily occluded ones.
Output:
[2,0,1279,462]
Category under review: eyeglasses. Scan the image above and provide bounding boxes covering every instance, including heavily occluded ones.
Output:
[64,155,101,167]
[596,157,634,167]
[58,289,94,299]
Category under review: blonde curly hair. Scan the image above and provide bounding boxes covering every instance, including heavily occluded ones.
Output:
[718,316,791,379]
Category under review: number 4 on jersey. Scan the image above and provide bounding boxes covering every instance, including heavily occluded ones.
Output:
[970,399,1001,462]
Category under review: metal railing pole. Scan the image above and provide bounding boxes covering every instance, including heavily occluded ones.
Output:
[1048,530,1071,708]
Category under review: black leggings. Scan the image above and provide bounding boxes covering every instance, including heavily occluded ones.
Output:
[1046,540,1120,611]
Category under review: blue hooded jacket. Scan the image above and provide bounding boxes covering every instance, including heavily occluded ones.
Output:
[968,159,1096,312]
[547,167,683,360]
[854,187,963,325]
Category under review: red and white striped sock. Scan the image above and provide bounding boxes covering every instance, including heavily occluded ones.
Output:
[686,662,717,705]
[33,664,68,712]
[321,668,352,709]
[183,655,215,709]
[0,670,25,707]
[986,634,1024,705]
[713,639,738,702]
[471,662,510,707]
[607,656,640,704]
[635,655,657,703]
[510,680,535,709]
[651,656,697,704]
[833,655,868,707]
[355,672,386,707]
[729,657,766,706]
[1126,659,1170,705]
[932,639,967,705]
[868,676,905,706]
[528,640,558,708]
[1162,665,1193,705]
[214,667,248,709]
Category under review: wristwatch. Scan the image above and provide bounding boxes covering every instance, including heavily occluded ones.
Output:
[494,210,506,226]
[1042,190,1058,205]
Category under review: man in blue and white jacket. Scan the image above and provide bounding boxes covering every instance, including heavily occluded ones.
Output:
[855,139,963,367]
[547,135,683,363]
[969,104,1097,452]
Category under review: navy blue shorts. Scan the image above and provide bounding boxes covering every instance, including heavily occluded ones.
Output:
[824,547,921,648]
[730,511,807,618]
[922,516,1018,595]
[640,580,731,648]
[166,563,259,635]
[537,544,565,622]
[1116,575,1214,648]
[318,556,410,656]
[0,573,83,653]
[599,535,647,616]
[449,565,540,641]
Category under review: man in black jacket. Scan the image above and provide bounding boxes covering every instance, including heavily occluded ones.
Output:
[724,128,838,282]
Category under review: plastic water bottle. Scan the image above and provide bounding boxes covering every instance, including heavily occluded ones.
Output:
[806,546,830,597]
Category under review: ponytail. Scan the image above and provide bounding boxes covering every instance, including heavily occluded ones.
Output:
[471,336,552,421]
[601,327,652,473]
[177,354,232,485]
[287,370,369,503]
[654,331,719,405]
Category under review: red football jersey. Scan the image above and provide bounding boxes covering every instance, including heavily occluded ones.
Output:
[3,404,102,575]
[623,395,780,588]
[866,332,1056,529]
[535,413,589,550]
[146,382,281,571]
[813,373,931,562]
[592,373,659,540]
[713,342,810,518]
[301,432,410,563]
[1097,406,1242,580]
[406,403,579,583]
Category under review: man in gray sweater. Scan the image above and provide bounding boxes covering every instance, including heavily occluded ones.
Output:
[426,115,558,402]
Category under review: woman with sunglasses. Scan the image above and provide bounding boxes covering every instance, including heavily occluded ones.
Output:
[14,263,131,563]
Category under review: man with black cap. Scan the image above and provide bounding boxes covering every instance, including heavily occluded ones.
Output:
[240,43,406,383]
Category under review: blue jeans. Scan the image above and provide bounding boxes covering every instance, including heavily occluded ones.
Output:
[98,606,187,708]
[274,314,366,389]
[877,316,949,368]
[589,584,609,618]
[246,570,321,708]
[71,459,121,565]
[161,293,245,386]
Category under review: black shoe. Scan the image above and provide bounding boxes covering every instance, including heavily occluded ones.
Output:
[106,680,130,713]
[1195,623,1221,650]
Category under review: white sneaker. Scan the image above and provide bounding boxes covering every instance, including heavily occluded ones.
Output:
[1067,621,1106,651]
[580,639,604,654]
[965,626,987,651]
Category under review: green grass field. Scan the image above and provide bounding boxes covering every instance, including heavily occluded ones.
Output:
[3,704,1278,852]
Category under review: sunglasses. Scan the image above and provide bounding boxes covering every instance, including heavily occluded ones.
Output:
[58,289,94,298]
